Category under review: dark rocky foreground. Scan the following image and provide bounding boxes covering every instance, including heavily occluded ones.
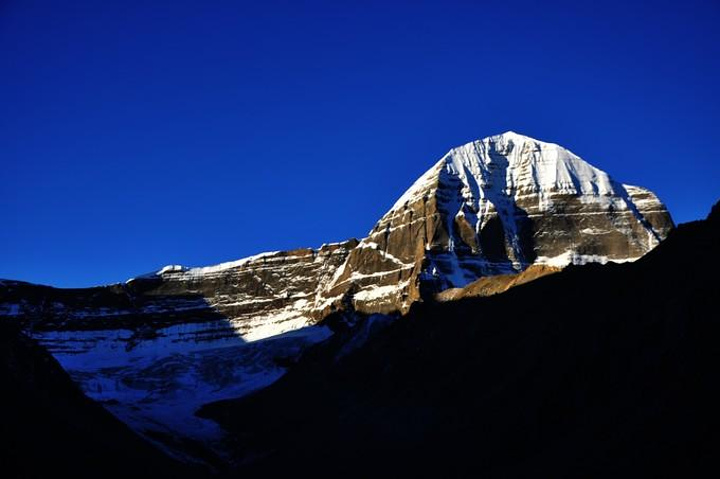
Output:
[199,200,720,478]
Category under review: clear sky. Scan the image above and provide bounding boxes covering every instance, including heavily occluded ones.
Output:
[2,0,719,287]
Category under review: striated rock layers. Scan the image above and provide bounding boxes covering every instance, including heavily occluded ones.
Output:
[321,131,672,313]
[0,241,358,348]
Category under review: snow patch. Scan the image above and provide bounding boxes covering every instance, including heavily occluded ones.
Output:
[37,321,334,462]
[535,251,639,267]
[353,280,410,303]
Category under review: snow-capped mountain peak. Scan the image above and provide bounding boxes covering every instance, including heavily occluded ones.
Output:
[393,132,614,214]
[324,132,672,313]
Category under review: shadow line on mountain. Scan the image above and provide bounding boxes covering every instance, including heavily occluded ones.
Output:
[198,200,720,478]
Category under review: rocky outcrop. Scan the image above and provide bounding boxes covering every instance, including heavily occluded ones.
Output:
[321,131,673,313]
[435,264,561,301]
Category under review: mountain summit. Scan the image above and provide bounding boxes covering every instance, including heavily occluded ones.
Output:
[321,132,673,313]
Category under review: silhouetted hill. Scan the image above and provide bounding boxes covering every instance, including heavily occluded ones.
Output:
[200,200,720,478]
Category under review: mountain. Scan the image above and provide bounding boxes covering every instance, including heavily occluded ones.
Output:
[199,200,720,478]
[322,131,672,313]
[0,132,673,462]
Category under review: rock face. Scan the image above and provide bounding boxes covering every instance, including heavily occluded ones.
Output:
[0,131,673,462]
[128,240,359,342]
[0,241,357,462]
[435,265,562,302]
[322,131,672,313]
[1,240,357,345]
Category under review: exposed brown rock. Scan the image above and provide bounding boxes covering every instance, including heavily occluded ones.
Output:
[319,132,673,314]
[436,264,561,301]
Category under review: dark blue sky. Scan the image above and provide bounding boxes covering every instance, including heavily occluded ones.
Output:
[2,0,719,287]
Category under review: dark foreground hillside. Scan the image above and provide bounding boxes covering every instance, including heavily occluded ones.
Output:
[0,323,198,479]
[201,201,720,478]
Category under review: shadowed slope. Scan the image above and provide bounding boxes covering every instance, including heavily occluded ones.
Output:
[0,323,200,479]
[201,200,719,478]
